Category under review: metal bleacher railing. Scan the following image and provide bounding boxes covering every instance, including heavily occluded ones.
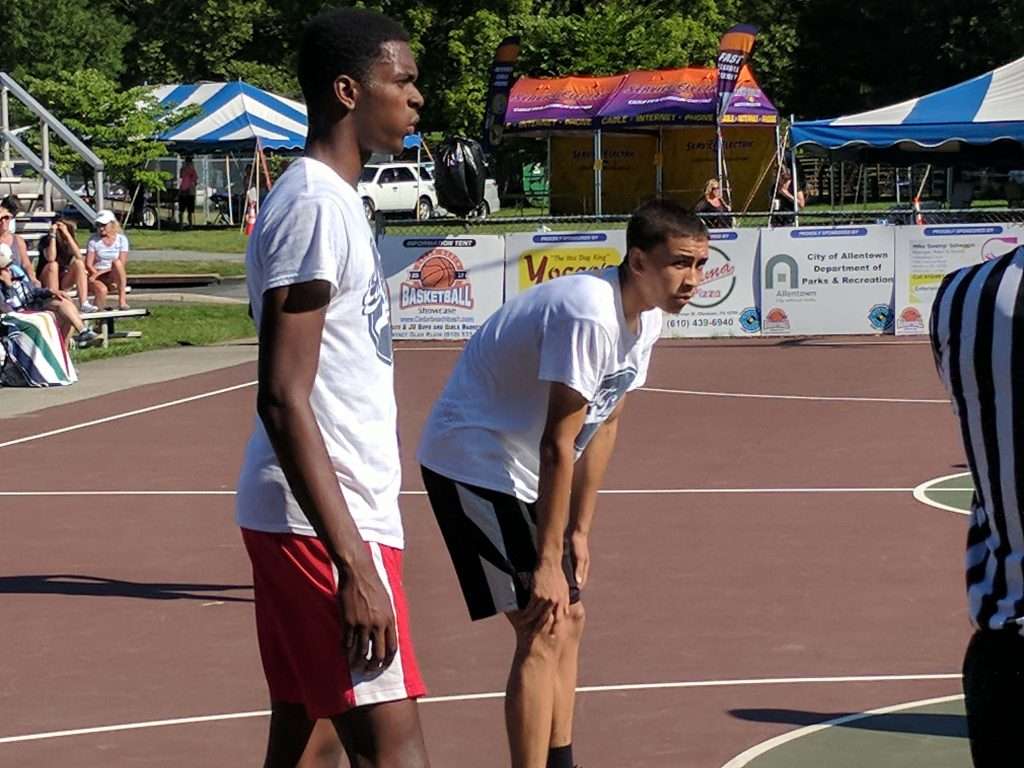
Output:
[0,72,104,221]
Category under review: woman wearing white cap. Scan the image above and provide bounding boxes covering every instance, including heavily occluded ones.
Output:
[85,209,130,310]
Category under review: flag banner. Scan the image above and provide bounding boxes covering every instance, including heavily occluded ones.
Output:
[481,36,521,153]
[716,24,758,121]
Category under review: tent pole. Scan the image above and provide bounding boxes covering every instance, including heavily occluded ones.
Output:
[789,116,799,225]
[226,155,234,225]
[593,129,603,216]
[656,128,663,198]
[203,155,210,224]
[258,139,273,191]
[545,134,551,214]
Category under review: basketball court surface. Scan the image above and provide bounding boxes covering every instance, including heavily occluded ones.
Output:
[0,336,977,766]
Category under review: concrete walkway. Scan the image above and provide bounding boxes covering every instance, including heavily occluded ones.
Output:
[0,339,258,419]
[132,249,244,262]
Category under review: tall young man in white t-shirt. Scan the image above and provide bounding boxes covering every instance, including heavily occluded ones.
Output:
[235,8,429,767]
[418,200,709,768]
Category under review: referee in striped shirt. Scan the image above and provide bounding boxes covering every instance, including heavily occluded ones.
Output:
[931,244,1024,767]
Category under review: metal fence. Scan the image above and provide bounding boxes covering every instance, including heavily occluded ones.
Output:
[375,207,1024,238]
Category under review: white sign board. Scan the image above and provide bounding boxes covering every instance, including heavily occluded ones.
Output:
[661,229,762,337]
[380,235,505,340]
[504,231,627,300]
[893,224,1024,335]
[759,226,896,336]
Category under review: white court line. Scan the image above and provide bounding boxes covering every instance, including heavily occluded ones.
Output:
[720,693,964,768]
[0,673,960,746]
[0,347,452,452]
[0,381,259,450]
[913,471,973,516]
[0,487,920,498]
[639,386,949,405]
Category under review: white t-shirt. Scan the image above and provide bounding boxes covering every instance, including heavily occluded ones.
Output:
[87,233,129,272]
[418,267,662,502]
[236,158,403,548]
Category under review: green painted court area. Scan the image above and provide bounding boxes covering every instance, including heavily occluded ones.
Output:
[917,473,974,515]
[740,698,970,768]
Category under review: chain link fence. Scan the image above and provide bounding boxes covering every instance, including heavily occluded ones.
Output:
[376,206,1024,238]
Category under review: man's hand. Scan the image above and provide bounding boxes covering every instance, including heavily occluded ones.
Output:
[522,559,570,633]
[571,530,590,588]
[337,560,397,675]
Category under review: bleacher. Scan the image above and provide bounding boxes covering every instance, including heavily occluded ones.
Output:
[9,209,148,348]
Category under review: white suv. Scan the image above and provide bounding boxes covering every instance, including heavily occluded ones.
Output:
[357,162,502,221]
[357,163,437,220]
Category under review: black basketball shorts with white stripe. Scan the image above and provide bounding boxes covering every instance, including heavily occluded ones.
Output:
[420,465,581,621]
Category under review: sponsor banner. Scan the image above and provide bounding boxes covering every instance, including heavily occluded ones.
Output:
[380,235,505,340]
[661,229,761,338]
[760,225,896,335]
[893,224,1024,335]
[504,231,627,299]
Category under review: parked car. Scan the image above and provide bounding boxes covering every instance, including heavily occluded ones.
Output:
[357,161,502,221]
[357,163,437,220]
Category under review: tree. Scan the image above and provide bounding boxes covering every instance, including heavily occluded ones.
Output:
[24,70,193,193]
[1,0,131,82]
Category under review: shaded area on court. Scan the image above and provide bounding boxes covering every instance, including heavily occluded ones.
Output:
[735,699,971,768]
[731,706,966,737]
[0,574,253,603]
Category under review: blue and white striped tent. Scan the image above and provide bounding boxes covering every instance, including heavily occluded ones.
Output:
[792,55,1024,151]
[154,81,308,152]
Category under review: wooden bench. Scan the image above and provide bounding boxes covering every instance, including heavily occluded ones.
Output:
[83,308,150,347]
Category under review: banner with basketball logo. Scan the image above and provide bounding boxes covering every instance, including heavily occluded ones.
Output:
[380,235,505,340]
[661,229,762,338]
[503,231,627,300]
[893,224,1024,335]
[759,226,896,335]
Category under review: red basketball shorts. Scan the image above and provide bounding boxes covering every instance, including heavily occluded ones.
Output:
[241,528,426,719]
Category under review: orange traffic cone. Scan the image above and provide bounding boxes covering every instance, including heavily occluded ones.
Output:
[244,200,257,236]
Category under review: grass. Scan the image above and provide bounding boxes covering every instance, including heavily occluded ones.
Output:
[128,260,248,277]
[76,227,248,254]
[73,304,254,363]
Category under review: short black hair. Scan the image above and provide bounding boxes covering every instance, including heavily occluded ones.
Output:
[298,8,410,109]
[626,198,708,253]
[0,195,19,215]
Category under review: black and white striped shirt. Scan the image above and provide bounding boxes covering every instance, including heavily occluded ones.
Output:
[931,245,1024,634]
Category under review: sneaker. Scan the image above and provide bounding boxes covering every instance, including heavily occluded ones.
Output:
[75,328,101,348]
[80,301,98,313]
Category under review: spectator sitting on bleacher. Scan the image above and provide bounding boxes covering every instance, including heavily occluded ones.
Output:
[1,195,18,234]
[85,210,129,311]
[0,200,38,286]
[37,218,93,313]
[0,243,99,348]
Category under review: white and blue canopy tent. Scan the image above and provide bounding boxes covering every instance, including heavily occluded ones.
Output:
[791,55,1024,166]
[154,81,307,153]
[149,81,427,224]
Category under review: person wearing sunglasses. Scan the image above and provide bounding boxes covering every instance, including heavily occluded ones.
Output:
[0,205,38,286]
[693,177,733,229]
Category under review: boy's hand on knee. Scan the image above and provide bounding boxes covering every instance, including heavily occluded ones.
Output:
[527,560,570,632]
